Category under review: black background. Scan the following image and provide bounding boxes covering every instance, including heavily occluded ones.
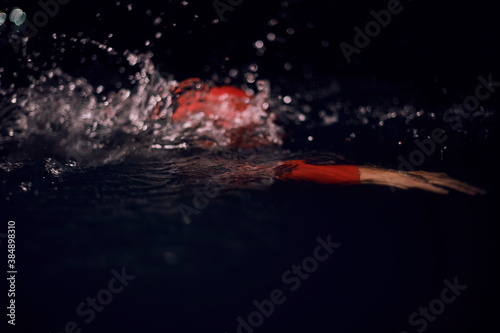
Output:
[1,0,500,99]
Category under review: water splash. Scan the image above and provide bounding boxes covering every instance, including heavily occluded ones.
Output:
[0,41,285,166]
[0,33,495,173]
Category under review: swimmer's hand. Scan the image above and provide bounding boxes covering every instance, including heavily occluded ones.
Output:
[359,167,486,195]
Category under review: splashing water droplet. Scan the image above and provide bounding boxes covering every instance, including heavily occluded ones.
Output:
[254,40,264,49]
[266,33,276,41]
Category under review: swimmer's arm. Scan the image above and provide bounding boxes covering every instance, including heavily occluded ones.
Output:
[358,166,485,195]
[275,160,360,185]
[275,160,485,195]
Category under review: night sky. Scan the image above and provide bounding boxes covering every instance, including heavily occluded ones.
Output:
[1,0,499,99]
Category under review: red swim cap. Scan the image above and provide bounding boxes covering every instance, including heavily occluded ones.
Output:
[171,78,251,124]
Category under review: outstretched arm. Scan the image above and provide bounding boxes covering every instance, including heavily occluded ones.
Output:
[358,166,485,195]
[275,160,485,195]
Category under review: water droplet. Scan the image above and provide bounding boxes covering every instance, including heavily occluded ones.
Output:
[9,8,26,26]
[245,73,256,84]
[256,80,268,92]
[0,12,8,26]
[254,40,264,49]
[20,182,32,192]
[229,69,239,78]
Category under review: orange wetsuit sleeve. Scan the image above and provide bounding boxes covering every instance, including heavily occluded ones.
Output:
[276,160,360,185]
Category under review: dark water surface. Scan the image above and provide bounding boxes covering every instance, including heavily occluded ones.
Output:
[2,156,496,333]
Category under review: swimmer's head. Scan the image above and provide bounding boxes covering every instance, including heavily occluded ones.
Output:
[164,78,282,148]
[170,78,253,125]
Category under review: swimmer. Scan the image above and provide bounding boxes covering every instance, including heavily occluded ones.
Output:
[153,78,485,195]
